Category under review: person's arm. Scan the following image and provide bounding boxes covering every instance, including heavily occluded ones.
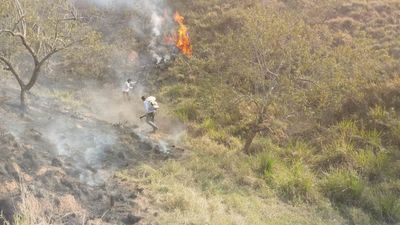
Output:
[128,82,134,89]
[140,101,149,119]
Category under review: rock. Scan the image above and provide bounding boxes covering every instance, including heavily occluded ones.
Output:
[51,158,63,167]
[4,163,19,180]
[122,213,141,225]
[29,128,42,140]
[117,152,125,160]
[128,193,137,199]
[21,150,38,172]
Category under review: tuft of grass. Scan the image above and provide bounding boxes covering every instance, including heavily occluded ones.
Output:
[337,120,359,137]
[277,162,317,203]
[317,139,357,170]
[368,105,389,121]
[363,189,400,223]
[348,207,372,225]
[174,101,200,122]
[254,152,275,180]
[355,149,388,181]
[282,140,316,165]
[321,170,365,206]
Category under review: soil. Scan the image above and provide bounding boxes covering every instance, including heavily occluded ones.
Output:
[0,84,185,225]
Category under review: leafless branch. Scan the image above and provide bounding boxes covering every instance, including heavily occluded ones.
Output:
[14,0,26,36]
[0,29,39,65]
[11,15,25,32]
[0,56,24,88]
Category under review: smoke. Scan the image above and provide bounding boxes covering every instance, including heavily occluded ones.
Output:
[43,116,117,186]
[0,0,186,187]
[84,0,175,66]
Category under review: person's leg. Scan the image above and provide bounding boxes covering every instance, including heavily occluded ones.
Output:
[146,113,159,132]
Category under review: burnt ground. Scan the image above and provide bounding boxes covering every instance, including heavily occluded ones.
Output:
[0,83,185,225]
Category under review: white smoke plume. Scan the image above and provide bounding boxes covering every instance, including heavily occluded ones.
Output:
[85,0,175,65]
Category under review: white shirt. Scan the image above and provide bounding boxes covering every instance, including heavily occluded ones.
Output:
[122,81,136,92]
[144,100,156,113]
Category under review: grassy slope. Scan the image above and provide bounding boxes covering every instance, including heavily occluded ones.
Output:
[119,1,400,225]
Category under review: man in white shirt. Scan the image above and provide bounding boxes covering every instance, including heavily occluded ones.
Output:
[140,96,159,133]
[122,79,136,101]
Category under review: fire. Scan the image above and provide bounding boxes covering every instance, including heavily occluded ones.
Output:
[174,12,192,56]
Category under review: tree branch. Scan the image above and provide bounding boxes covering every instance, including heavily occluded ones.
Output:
[0,56,25,88]
[14,0,26,36]
[0,29,39,65]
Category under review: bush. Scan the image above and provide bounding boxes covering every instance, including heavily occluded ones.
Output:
[321,170,365,205]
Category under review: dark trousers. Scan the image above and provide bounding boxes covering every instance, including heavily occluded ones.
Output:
[146,112,158,131]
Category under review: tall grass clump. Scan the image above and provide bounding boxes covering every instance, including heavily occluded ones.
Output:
[278,162,317,203]
[321,170,365,205]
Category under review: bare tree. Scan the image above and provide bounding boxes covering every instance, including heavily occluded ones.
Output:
[0,0,86,110]
[220,7,319,154]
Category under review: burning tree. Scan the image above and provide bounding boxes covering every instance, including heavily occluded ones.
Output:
[0,0,89,110]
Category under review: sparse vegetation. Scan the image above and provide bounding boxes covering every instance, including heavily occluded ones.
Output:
[1,0,399,224]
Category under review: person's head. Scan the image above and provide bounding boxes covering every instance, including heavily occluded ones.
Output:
[127,79,132,83]
[141,96,146,101]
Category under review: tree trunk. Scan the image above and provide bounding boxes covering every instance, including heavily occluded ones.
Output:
[26,66,41,91]
[20,88,26,111]
[242,127,258,154]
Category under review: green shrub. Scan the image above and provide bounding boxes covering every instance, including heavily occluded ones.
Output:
[322,170,365,205]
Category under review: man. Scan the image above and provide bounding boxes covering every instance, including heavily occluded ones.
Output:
[122,79,136,101]
[140,96,159,133]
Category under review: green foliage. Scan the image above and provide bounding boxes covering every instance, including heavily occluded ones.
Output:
[355,150,389,181]
[278,163,317,203]
[254,152,275,179]
[322,170,365,205]
[371,192,400,223]
[159,0,400,223]
[174,101,200,122]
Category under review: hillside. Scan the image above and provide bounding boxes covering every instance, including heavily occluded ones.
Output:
[1,0,399,225]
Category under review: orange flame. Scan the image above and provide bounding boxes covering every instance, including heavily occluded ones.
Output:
[174,12,192,56]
